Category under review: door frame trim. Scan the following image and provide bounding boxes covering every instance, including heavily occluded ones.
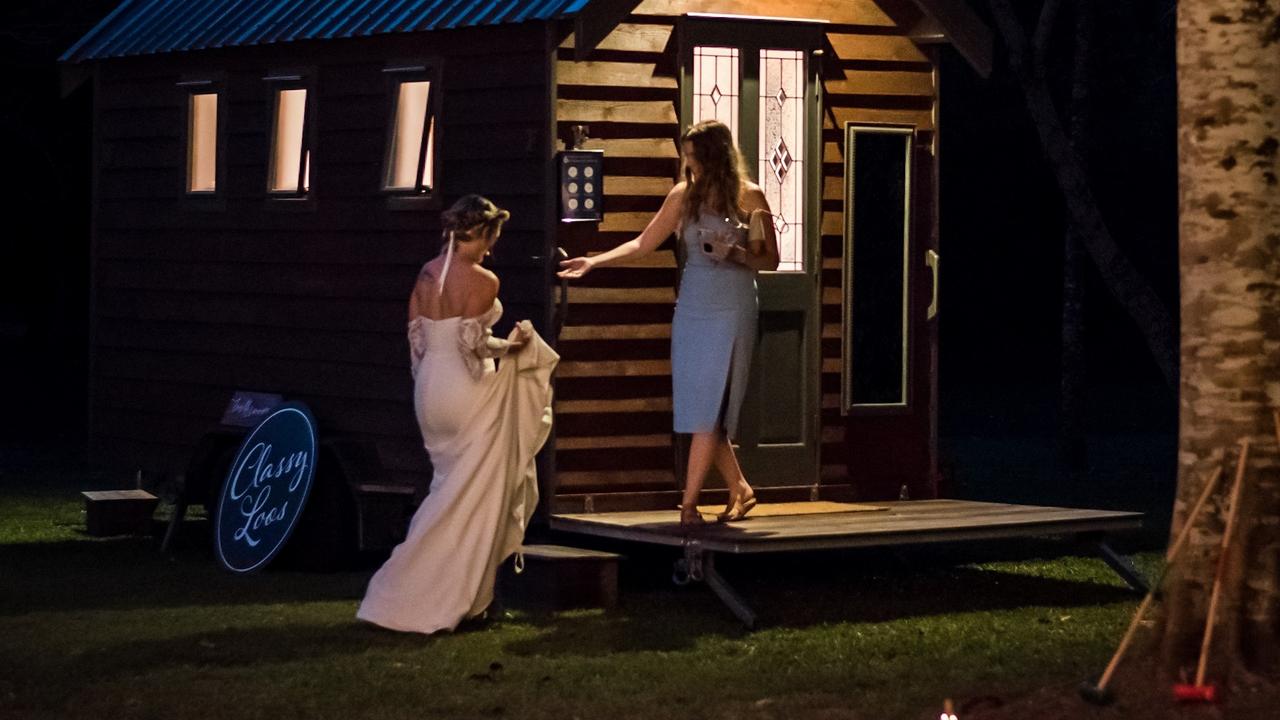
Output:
[675,15,826,486]
[841,122,917,415]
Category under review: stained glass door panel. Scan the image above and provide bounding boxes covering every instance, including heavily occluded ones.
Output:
[759,49,806,273]
[692,46,740,138]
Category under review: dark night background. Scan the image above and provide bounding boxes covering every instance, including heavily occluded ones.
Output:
[0,1,1179,535]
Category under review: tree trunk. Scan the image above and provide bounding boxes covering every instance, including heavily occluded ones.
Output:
[989,0,1180,389]
[1059,0,1093,475]
[1164,0,1280,679]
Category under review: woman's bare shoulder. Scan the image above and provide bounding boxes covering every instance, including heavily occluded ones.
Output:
[408,263,434,319]
[661,182,689,216]
[412,261,436,295]
[741,182,769,210]
[468,265,500,300]
[417,257,443,282]
[462,266,499,315]
[469,264,500,288]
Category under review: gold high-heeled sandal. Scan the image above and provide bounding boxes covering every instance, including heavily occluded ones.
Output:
[723,492,757,522]
[715,491,739,523]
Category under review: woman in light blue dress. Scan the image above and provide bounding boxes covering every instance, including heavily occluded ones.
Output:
[559,120,780,527]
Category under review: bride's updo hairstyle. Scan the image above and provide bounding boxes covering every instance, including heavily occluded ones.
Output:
[441,194,510,245]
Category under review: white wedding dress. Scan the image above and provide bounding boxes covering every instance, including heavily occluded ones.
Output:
[357,266,558,634]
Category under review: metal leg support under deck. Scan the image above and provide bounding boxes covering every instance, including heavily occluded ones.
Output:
[1096,540,1149,593]
[675,542,757,629]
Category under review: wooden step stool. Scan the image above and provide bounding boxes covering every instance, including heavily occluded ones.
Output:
[500,544,622,610]
[351,483,416,551]
[82,490,159,536]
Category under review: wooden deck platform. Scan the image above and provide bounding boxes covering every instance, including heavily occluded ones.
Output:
[549,499,1145,628]
[552,499,1143,552]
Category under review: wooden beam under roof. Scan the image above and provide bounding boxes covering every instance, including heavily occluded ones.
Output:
[575,0,648,61]
[885,0,994,77]
[574,0,992,78]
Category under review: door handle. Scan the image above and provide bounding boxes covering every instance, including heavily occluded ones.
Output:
[925,250,939,321]
[553,247,570,341]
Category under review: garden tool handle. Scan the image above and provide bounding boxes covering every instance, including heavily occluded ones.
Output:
[1166,465,1226,563]
[1194,438,1250,687]
[1096,465,1224,690]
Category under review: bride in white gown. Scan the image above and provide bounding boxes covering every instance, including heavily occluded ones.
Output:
[357,195,558,634]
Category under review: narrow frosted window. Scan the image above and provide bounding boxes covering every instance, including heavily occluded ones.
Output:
[269,88,308,193]
[385,80,435,191]
[187,93,218,193]
[692,46,739,137]
[759,49,806,273]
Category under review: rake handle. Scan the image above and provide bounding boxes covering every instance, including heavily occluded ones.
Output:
[1095,465,1224,691]
[1194,438,1250,687]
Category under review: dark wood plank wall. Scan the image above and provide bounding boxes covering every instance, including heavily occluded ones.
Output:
[553,0,937,500]
[90,26,552,490]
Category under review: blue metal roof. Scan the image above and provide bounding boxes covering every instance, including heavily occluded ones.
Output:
[62,0,595,62]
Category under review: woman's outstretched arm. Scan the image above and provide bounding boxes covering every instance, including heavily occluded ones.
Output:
[557,183,686,279]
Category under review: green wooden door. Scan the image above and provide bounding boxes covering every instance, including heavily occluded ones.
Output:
[678,17,825,487]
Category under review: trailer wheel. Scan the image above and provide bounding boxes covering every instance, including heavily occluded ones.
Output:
[672,558,691,586]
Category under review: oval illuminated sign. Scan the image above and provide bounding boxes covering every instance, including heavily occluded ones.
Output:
[214,402,318,573]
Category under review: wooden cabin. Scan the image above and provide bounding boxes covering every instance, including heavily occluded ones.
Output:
[62,0,991,516]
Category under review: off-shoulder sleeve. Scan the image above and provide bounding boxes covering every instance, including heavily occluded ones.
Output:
[443,299,503,380]
[458,318,514,380]
[459,319,513,357]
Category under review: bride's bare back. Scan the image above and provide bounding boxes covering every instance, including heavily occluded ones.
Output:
[409,255,500,322]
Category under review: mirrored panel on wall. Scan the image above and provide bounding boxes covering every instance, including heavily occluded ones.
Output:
[842,125,913,411]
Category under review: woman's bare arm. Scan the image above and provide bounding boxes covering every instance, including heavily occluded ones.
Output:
[557,183,686,278]
[407,271,429,322]
[731,186,781,272]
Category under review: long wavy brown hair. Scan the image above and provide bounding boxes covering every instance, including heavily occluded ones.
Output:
[681,120,749,226]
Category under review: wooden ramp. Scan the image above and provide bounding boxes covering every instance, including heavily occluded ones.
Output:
[550,500,1145,628]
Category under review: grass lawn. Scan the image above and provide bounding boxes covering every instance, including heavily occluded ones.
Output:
[1,468,1161,720]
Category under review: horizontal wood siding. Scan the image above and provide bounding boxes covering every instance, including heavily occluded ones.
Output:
[555,14,680,496]
[554,0,938,504]
[89,26,552,490]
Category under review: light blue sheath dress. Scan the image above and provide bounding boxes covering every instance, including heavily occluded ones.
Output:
[671,210,758,438]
